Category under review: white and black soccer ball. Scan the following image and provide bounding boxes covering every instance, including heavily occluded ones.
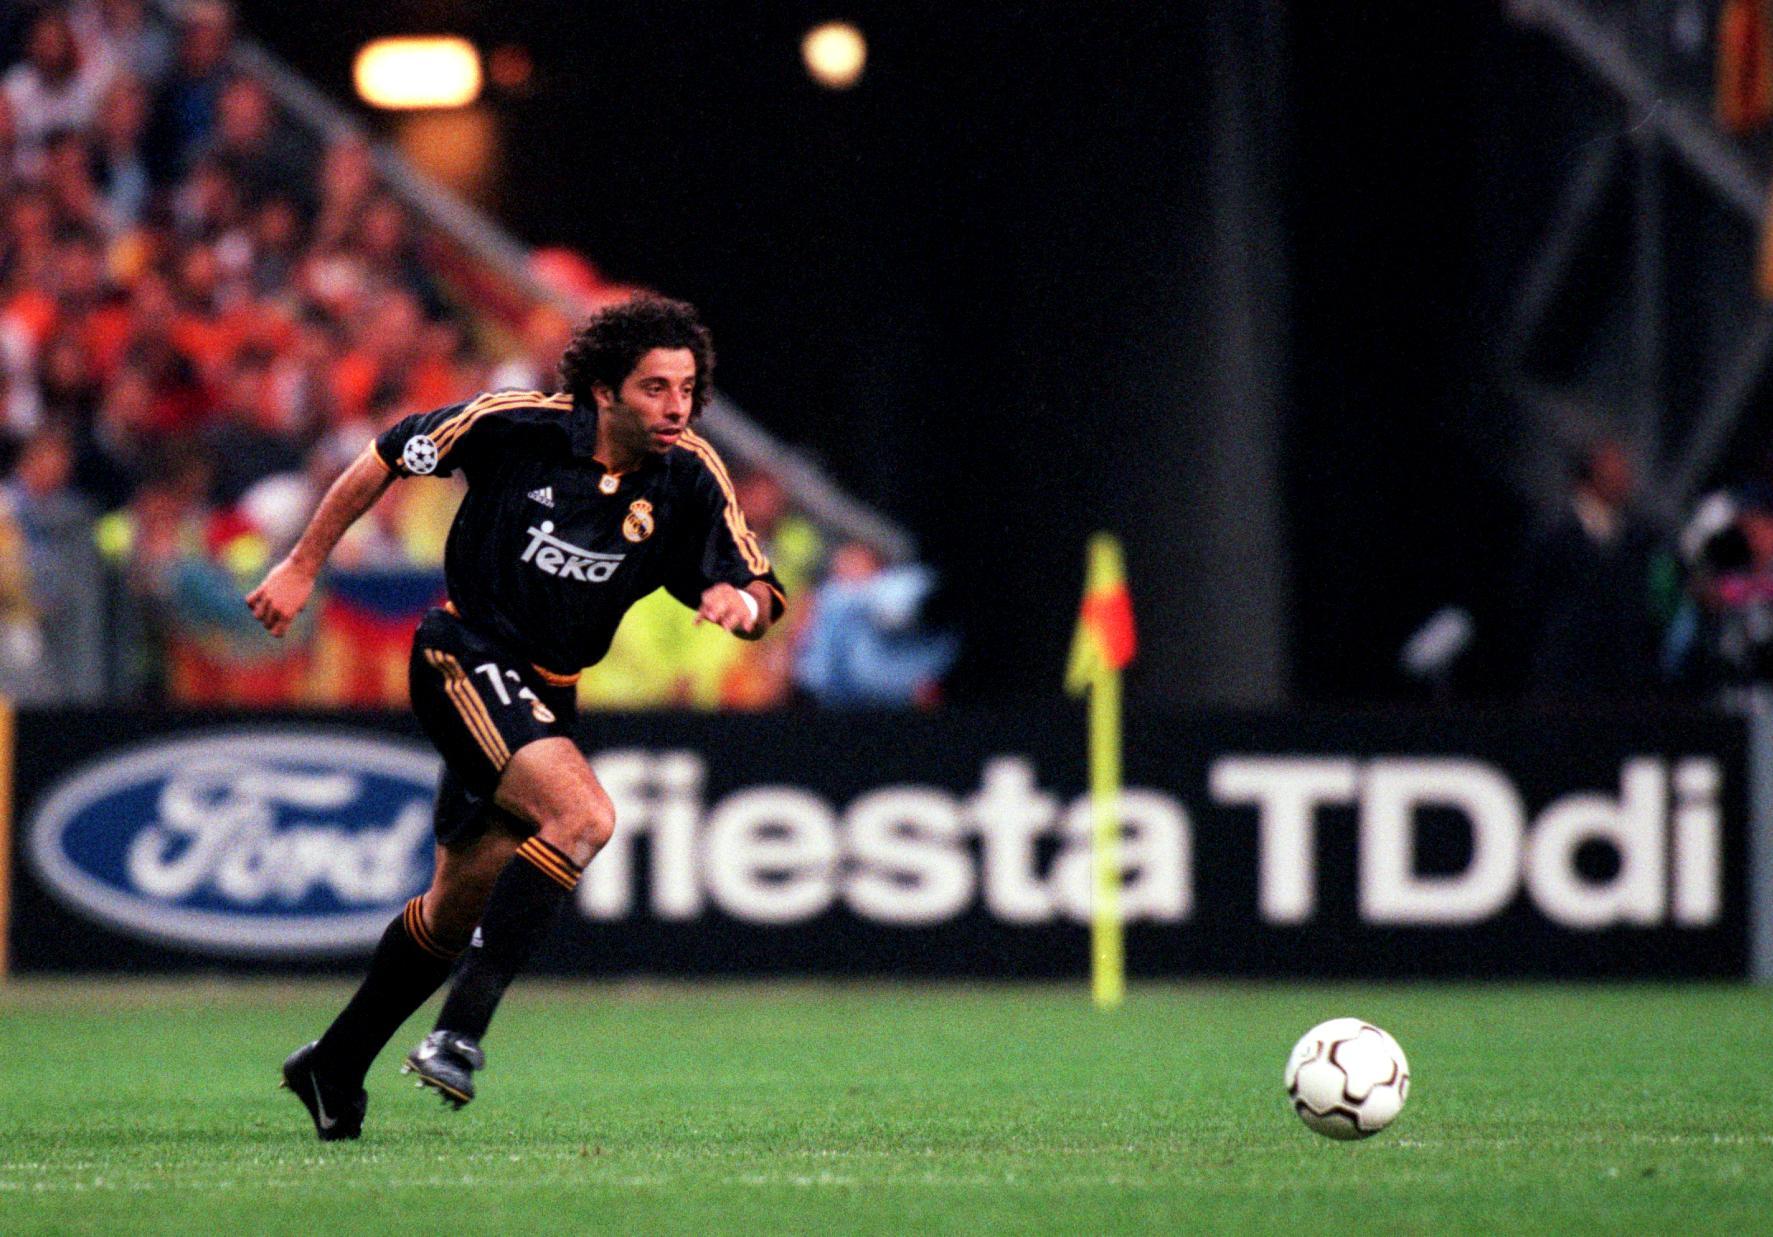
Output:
[1285,1017,1410,1140]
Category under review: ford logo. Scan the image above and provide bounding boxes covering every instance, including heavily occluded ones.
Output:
[26,729,440,956]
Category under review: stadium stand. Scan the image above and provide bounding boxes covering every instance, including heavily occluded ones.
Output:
[0,1,940,710]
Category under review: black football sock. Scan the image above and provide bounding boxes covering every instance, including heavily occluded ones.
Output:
[312,897,465,1084]
[434,836,583,1043]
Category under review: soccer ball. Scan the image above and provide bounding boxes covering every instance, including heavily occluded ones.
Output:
[1284,1018,1410,1140]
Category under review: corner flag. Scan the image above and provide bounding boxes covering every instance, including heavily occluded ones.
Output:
[1066,534,1136,1008]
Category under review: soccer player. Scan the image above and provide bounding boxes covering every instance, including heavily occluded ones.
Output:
[247,296,783,1140]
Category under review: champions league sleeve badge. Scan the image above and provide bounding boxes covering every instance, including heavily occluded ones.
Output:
[402,434,440,475]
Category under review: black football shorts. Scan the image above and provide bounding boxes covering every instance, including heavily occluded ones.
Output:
[408,606,579,846]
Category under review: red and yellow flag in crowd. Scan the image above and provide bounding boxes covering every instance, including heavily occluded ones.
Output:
[1065,534,1136,1009]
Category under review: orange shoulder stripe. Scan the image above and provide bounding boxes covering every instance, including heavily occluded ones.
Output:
[429,390,545,457]
[429,388,568,457]
[679,430,771,576]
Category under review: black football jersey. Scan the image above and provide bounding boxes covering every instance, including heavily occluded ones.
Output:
[373,389,784,677]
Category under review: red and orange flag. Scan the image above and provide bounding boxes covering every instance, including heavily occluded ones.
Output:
[1065,534,1136,693]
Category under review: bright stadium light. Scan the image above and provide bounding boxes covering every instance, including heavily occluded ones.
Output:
[802,21,866,90]
[354,37,482,110]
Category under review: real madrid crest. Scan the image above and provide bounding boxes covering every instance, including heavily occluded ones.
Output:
[622,498,655,543]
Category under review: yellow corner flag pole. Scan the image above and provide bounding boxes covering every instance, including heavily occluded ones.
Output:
[1065,534,1136,1009]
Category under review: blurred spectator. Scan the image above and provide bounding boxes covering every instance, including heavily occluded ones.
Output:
[1517,439,1668,702]
[238,429,353,557]
[0,481,41,698]
[3,185,58,295]
[41,128,111,236]
[353,194,444,315]
[245,192,304,294]
[98,441,301,704]
[1665,487,1773,694]
[1,428,102,700]
[99,442,210,608]
[146,0,233,181]
[48,229,130,365]
[311,135,375,251]
[77,359,152,507]
[72,0,175,89]
[721,468,822,708]
[489,304,573,391]
[3,8,115,178]
[329,288,422,421]
[201,75,309,209]
[794,542,957,708]
[735,469,822,599]
[37,325,103,431]
[580,591,747,710]
[202,352,302,505]
[0,363,37,442]
[171,155,243,241]
[94,72,151,229]
[406,313,481,410]
[0,92,20,187]
[261,309,337,438]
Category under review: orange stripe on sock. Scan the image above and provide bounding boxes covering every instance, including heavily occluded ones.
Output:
[516,837,582,890]
[516,843,580,890]
[523,835,583,876]
[404,896,460,961]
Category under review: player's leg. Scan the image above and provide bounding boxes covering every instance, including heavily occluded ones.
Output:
[314,822,518,1076]
[406,735,613,1107]
[283,608,541,1138]
[282,818,517,1140]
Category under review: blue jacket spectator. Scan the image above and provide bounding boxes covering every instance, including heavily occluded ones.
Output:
[794,542,957,708]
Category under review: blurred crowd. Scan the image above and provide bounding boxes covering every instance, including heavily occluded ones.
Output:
[1510,438,1773,706]
[0,1,955,710]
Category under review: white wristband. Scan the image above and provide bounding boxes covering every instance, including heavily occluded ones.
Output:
[737,589,760,625]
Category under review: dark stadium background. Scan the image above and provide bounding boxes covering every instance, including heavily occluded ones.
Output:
[239,1,1548,707]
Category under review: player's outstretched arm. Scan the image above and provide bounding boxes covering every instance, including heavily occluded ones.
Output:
[246,445,397,637]
[694,581,777,641]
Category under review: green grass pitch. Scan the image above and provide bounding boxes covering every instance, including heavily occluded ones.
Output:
[1,981,1770,1233]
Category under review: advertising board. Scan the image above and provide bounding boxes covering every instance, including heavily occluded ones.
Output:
[4,709,1749,978]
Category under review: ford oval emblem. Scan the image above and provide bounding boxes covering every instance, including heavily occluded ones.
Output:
[26,729,441,957]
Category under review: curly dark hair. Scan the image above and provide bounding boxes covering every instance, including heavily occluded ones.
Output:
[558,295,716,415]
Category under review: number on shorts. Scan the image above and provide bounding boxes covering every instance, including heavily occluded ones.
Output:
[475,661,557,723]
[474,661,512,705]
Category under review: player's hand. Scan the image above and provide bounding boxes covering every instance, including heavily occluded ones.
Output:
[694,583,762,637]
[245,557,316,638]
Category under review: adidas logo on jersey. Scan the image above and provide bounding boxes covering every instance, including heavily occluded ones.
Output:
[527,487,555,508]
